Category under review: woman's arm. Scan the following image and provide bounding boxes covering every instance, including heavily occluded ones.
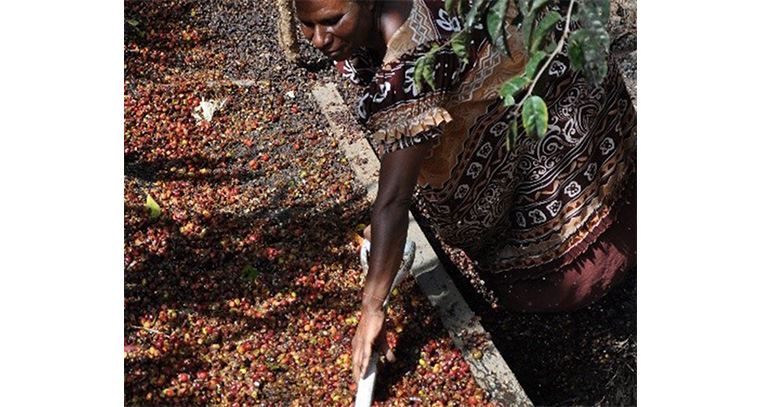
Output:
[352,138,434,382]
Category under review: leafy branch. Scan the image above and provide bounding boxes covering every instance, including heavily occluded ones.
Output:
[413,0,612,149]
[513,0,575,111]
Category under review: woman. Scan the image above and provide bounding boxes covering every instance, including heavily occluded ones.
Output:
[295,0,636,382]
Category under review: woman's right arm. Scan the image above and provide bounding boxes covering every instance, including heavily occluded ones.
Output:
[351,138,434,382]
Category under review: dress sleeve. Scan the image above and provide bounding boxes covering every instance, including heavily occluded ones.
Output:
[358,43,470,156]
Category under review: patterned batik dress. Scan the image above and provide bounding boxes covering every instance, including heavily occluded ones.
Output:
[336,0,637,300]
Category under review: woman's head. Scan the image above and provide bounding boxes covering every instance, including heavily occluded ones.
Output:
[295,0,378,60]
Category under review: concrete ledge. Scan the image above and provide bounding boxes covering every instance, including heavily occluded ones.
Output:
[311,82,532,407]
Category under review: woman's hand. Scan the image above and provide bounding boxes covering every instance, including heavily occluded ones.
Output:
[351,306,396,382]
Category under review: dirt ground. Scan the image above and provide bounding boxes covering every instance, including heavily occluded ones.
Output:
[124,0,500,405]
[610,0,637,105]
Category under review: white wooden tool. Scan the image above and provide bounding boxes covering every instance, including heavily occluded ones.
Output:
[354,239,415,407]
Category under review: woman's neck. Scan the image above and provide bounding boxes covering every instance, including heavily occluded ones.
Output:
[368,0,413,53]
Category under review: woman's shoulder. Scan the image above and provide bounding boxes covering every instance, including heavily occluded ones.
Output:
[381,0,462,67]
[379,0,414,44]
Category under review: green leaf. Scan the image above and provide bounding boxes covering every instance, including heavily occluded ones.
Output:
[568,32,585,71]
[522,11,535,52]
[465,0,488,30]
[422,58,435,89]
[445,0,460,17]
[506,118,519,150]
[243,265,260,282]
[576,0,610,26]
[522,96,548,139]
[567,28,609,86]
[543,40,558,54]
[452,31,471,63]
[146,194,161,219]
[500,75,530,106]
[486,0,511,57]
[529,0,554,14]
[413,55,427,92]
[530,11,561,53]
[525,50,547,78]
[424,46,439,89]
[126,19,140,27]
[414,45,439,91]
[517,0,530,16]
[571,0,611,86]
[458,0,470,17]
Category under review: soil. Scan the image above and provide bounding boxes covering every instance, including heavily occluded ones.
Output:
[124,0,637,406]
[125,0,497,405]
[610,0,637,106]
[413,219,637,407]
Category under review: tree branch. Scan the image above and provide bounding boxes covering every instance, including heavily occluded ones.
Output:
[130,325,170,338]
[516,0,576,108]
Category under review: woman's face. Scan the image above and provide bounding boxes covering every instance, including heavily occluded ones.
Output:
[295,0,376,61]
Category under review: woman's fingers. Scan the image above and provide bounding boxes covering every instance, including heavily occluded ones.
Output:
[360,341,372,380]
[351,351,359,382]
[351,334,358,379]
[351,310,390,382]
[352,333,372,382]
[351,336,364,382]
[353,332,396,383]
[359,351,369,379]
[380,337,396,363]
